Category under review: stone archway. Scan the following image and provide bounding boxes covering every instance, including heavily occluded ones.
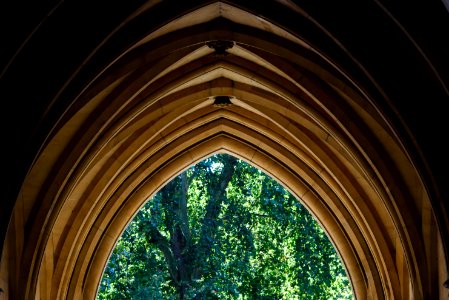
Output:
[2,2,446,299]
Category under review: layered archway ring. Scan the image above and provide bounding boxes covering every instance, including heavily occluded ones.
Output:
[14,3,441,299]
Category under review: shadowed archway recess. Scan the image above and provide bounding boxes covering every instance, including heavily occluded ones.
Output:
[1,2,448,299]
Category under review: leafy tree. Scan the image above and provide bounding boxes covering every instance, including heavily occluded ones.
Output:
[97,154,353,299]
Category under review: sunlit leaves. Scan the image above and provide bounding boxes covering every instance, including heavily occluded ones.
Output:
[97,154,353,299]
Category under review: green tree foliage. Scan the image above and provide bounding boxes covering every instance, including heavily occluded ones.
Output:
[97,154,353,299]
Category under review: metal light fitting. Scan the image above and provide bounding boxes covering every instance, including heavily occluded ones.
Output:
[213,96,233,107]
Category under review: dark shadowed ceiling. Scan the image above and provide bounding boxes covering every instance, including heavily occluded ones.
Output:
[1,0,448,298]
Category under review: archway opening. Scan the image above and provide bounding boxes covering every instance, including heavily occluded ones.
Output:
[97,153,353,299]
[3,2,446,299]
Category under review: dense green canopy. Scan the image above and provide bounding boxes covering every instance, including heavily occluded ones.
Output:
[97,154,352,299]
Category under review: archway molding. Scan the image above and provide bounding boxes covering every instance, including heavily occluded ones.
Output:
[3,2,445,299]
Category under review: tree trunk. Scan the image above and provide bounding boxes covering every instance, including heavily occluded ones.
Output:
[148,155,238,298]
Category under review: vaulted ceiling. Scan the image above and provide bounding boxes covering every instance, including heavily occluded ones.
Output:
[1,1,448,299]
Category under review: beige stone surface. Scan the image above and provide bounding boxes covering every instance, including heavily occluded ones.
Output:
[1,1,448,299]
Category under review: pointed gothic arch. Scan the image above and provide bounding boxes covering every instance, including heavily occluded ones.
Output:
[1,2,447,299]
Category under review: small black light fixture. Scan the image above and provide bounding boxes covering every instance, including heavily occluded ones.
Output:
[213,95,233,107]
[206,40,235,56]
